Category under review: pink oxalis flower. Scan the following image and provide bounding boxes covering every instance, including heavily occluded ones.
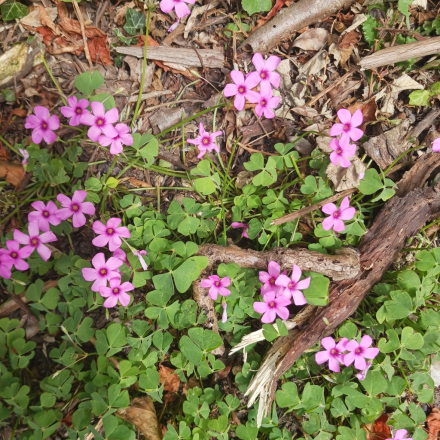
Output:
[432,138,440,152]
[355,361,372,381]
[133,249,148,270]
[187,123,222,159]
[322,196,355,232]
[222,303,228,323]
[98,123,133,155]
[259,261,282,295]
[99,277,134,308]
[315,337,348,373]
[82,253,123,292]
[253,290,291,323]
[19,149,29,167]
[80,101,118,142]
[329,137,357,168]
[25,106,59,144]
[0,240,32,273]
[92,218,131,252]
[61,96,90,127]
[224,71,260,111]
[57,190,95,228]
[28,201,61,232]
[344,335,380,371]
[13,223,57,262]
[330,109,364,142]
[0,253,14,279]
[168,19,180,32]
[200,275,231,300]
[160,0,195,19]
[247,53,281,95]
[386,430,413,440]
[275,264,310,305]
[255,92,280,119]
[231,222,249,238]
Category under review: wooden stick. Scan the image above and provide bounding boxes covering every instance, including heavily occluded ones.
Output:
[71,0,93,69]
[359,36,440,70]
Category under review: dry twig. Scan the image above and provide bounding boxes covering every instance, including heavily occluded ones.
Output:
[71,0,93,69]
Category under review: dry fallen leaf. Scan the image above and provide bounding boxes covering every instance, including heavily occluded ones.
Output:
[326,155,366,192]
[183,376,200,396]
[159,365,180,393]
[345,99,378,127]
[116,397,162,440]
[293,28,328,51]
[427,407,440,440]
[20,6,57,29]
[339,30,361,49]
[363,414,391,440]
[58,17,106,39]
[87,37,112,66]
[0,161,25,187]
[38,6,59,35]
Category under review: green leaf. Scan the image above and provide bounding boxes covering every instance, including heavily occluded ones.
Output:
[2,89,15,102]
[139,368,160,391]
[359,169,383,195]
[173,256,208,293]
[362,15,380,47]
[409,90,430,106]
[74,70,104,95]
[384,290,413,320]
[106,177,119,188]
[400,327,424,350]
[275,382,300,409]
[301,175,318,194]
[179,335,203,365]
[378,329,400,353]
[72,408,91,430]
[193,176,217,195]
[236,421,258,440]
[1,0,28,21]
[124,8,145,36]
[303,273,329,306]
[89,93,116,112]
[361,371,388,397]
[244,153,278,187]
[241,0,271,15]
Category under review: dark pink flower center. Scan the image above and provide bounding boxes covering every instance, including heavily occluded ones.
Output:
[96,118,104,126]
[30,237,39,246]
[238,86,246,94]
[202,137,210,145]
[76,107,82,114]
[260,100,267,107]
[336,149,342,154]
[112,287,120,294]
[331,349,337,355]
[43,210,50,218]
[71,203,80,212]
[106,228,114,235]
[269,301,275,307]
[42,122,48,129]
[269,278,275,284]
[99,268,107,276]
[355,348,362,354]
[343,123,350,131]
[11,252,18,258]
[215,281,220,287]
[260,71,268,79]
[288,282,295,289]
[333,211,340,218]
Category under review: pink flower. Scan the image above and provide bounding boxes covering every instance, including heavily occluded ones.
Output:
[99,277,134,308]
[82,253,123,292]
[28,201,61,232]
[315,337,348,373]
[98,123,133,155]
[224,71,260,111]
[255,92,280,119]
[0,241,32,272]
[259,261,281,295]
[355,361,372,381]
[57,190,95,228]
[13,223,57,262]
[330,109,364,142]
[386,430,412,440]
[61,96,90,127]
[253,290,291,323]
[200,275,231,300]
[92,218,131,251]
[133,249,148,270]
[80,101,119,142]
[329,137,356,168]
[275,264,310,305]
[25,106,59,144]
[19,149,29,167]
[0,252,14,279]
[187,123,222,159]
[359,172,365,180]
[231,222,249,238]
[113,248,128,264]
[160,0,195,18]
[221,303,228,323]
[322,196,355,232]
[168,18,180,32]
[344,335,379,371]
[432,138,440,152]
[247,53,281,95]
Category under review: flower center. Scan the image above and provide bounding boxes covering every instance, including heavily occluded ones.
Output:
[269,301,275,307]
[42,122,48,129]
[96,118,104,126]
[112,287,120,294]
[333,211,340,218]
[76,107,82,114]
[238,86,246,94]
[343,123,350,131]
[106,228,114,235]
[71,203,80,212]
[260,71,267,79]
[11,252,18,258]
[260,100,267,107]
[288,282,295,289]
[336,149,342,154]
[269,278,275,284]
[215,281,220,287]
[355,348,362,354]
[202,137,210,145]
[331,349,337,355]
[30,238,39,246]
[99,268,107,276]
[43,210,50,218]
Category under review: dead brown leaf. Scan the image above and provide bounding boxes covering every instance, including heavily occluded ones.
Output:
[87,37,112,65]
[339,46,353,70]
[159,365,180,393]
[293,28,328,51]
[326,155,366,192]
[38,5,59,35]
[36,26,57,46]
[427,407,440,440]
[346,99,378,127]
[0,160,25,187]
[363,414,391,440]
[11,108,27,118]
[252,0,285,33]
[116,397,162,440]
[183,376,200,396]
[59,17,106,39]
[339,30,361,49]
[121,177,153,189]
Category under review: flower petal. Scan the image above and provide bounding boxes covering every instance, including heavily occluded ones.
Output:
[351,109,363,127]
[337,108,352,124]
[315,350,329,365]
[262,309,276,323]
[230,70,244,85]
[328,356,341,373]
[253,301,268,314]
[252,53,265,71]
[321,337,336,350]
[364,347,379,359]
[223,83,238,97]
[322,203,338,215]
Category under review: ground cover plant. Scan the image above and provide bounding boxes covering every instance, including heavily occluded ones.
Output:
[1,0,440,439]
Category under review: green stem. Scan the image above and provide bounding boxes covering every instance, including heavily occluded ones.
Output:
[131,9,151,129]
[42,55,67,105]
